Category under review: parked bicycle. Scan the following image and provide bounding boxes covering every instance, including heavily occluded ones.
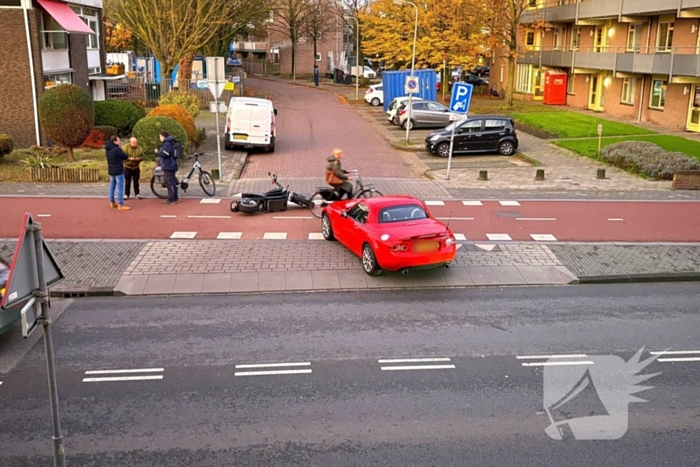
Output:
[309,169,383,218]
[150,153,216,199]
[490,84,505,98]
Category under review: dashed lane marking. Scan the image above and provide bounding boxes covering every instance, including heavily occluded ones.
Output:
[308,233,324,240]
[454,233,467,241]
[657,357,700,363]
[217,232,242,239]
[37,214,51,217]
[516,218,556,221]
[236,362,311,369]
[235,361,312,377]
[82,368,164,383]
[200,198,222,204]
[263,232,287,240]
[462,201,483,206]
[84,368,165,374]
[274,216,314,219]
[381,365,456,371]
[171,231,197,239]
[436,217,474,221]
[161,215,177,218]
[187,215,231,219]
[531,234,558,241]
[378,358,452,363]
[486,233,512,241]
[521,361,594,367]
[425,200,445,206]
[608,218,624,221]
[516,354,588,359]
[499,201,521,206]
[83,375,164,382]
[379,357,455,371]
[650,350,700,355]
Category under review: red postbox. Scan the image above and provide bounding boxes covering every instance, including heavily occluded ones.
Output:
[543,71,568,105]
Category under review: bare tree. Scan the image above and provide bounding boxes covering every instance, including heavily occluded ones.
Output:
[303,0,340,69]
[267,0,309,79]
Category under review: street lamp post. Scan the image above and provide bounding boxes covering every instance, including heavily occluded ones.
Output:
[394,0,418,144]
[346,16,360,101]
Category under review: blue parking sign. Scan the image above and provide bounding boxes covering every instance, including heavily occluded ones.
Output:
[450,82,473,114]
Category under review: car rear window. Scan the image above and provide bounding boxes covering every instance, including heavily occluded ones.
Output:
[379,205,428,223]
[484,119,507,131]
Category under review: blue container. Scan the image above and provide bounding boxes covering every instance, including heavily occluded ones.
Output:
[381,69,438,111]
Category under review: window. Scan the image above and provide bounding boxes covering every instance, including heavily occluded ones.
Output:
[42,13,68,50]
[459,120,483,133]
[627,24,642,52]
[657,22,674,52]
[567,72,575,94]
[525,30,536,49]
[427,102,446,111]
[315,52,322,61]
[89,66,101,74]
[553,28,562,50]
[348,204,369,224]
[621,78,636,105]
[516,63,533,93]
[649,79,667,109]
[412,102,428,110]
[70,6,99,49]
[0,0,23,7]
[44,72,72,88]
[379,205,427,223]
[570,26,580,51]
[484,119,506,131]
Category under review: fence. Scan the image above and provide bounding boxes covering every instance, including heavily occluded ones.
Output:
[31,167,100,182]
[242,59,280,77]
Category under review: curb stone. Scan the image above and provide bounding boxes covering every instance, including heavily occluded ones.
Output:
[577,272,700,284]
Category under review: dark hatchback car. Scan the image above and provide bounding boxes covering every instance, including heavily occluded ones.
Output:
[424,116,518,157]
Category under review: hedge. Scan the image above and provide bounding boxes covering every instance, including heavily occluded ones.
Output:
[132,116,188,158]
[147,104,196,141]
[158,91,200,119]
[600,141,700,180]
[38,84,94,161]
[94,100,141,136]
[0,134,13,158]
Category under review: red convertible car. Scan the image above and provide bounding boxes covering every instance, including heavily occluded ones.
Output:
[321,196,458,276]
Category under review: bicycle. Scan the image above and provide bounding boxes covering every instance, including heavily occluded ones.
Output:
[309,169,383,218]
[489,84,505,98]
[150,152,216,199]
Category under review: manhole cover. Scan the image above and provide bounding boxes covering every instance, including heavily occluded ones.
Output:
[495,211,523,218]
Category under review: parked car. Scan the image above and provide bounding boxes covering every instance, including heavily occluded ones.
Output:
[320,196,457,276]
[386,96,423,123]
[449,73,488,90]
[472,66,490,77]
[351,65,376,79]
[396,100,463,130]
[424,115,518,157]
[364,84,384,106]
[0,258,18,335]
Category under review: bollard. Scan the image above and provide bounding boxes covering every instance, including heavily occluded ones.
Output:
[211,168,220,180]
[535,169,545,181]
[478,170,488,181]
[596,168,606,179]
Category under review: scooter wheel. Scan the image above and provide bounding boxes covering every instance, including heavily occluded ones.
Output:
[237,198,261,214]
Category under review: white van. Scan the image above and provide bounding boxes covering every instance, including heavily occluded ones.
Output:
[224,97,277,153]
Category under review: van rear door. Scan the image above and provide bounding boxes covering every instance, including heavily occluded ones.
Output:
[249,104,271,144]
[230,104,253,142]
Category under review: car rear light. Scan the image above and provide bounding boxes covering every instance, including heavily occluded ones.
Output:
[392,244,408,252]
[368,88,373,93]
[225,117,231,133]
[445,237,456,246]
[398,109,406,116]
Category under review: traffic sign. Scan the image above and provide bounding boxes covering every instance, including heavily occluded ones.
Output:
[405,76,419,94]
[450,82,474,114]
[1,213,64,310]
[20,297,40,338]
[224,81,235,91]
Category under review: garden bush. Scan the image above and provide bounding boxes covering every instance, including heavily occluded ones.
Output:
[129,100,147,118]
[81,125,117,149]
[147,104,196,141]
[132,116,188,158]
[38,84,94,161]
[0,134,13,158]
[94,100,141,136]
[158,91,200,119]
[600,141,700,180]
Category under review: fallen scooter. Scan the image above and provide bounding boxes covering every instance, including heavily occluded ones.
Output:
[230,172,311,214]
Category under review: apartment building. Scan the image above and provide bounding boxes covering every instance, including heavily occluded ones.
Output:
[510,0,700,132]
[0,0,110,148]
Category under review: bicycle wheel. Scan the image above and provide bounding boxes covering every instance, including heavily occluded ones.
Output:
[199,170,216,197]
[357,189,383,199]
[309,191,330,218]
[150,176,169,199]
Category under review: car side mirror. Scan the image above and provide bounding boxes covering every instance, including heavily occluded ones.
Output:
[341,211,348,218]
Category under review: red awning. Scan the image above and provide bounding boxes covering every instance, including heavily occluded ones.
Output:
[36,0,94,34]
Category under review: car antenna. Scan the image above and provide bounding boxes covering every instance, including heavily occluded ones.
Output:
[444,210,452,232]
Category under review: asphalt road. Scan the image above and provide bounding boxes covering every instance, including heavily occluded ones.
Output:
[1,284,699,466]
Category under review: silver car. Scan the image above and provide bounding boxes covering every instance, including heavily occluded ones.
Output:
[396,100,462,130]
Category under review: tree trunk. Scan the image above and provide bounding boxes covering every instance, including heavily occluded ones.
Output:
[506,54,515,107]
[66,147,75,162]
[178,51,195,90]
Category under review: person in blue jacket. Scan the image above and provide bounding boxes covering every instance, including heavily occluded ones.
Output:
[156,131,178,205]
[105,135,131,211]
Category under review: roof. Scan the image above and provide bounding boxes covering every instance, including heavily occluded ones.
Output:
[228,97,273,107]
[355,195,422,209]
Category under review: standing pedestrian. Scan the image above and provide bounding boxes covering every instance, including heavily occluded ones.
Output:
[106,135,131,211]
[122,137,143,200]
[155,131,178,205]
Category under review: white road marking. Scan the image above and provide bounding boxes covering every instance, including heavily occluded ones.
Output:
[161,215,177,218]
[236,362,311,369]
[462,200,483,206]
[200,198,222,204]
[531,234,558,241]
[499,201,521,206]
[82,375,164,382]
[263,232,287,239]
[381,365,455,371]
[84,368,164,375]
[657,357,700,363]
[486,233,512,241]
[171,231,197,239]
[436,217,474,221]
[474,244,497,252]
[187,215,231,219]
[650,350,700,355]
[521,361,594,367]
[516,354,588,360]
[454,233,467,241]
[234,369,312,376]
[217,232,242,239]
[456,244,463,250]
[378,358,452,363]
[37,214,51,218]
[608,218,624,221]
[0,381,3,386]
[425,200,445,206]
[308,233,324,240]
[517,218,556,221]
[274,216,313,219]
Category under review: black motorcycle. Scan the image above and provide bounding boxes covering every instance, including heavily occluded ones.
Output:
[230,172,311,214]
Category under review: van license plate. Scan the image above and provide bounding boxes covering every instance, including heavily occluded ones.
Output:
[233,134,248,140]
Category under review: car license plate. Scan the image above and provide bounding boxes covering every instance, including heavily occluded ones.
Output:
[414,241,439,252]
[233,134,248,141]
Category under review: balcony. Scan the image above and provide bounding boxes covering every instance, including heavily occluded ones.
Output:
[233,41,268,53]
[615,49,672,75]
[520,0,697,24]
[673,47,700,76]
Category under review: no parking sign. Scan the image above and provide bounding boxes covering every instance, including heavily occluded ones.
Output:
[405,76,419,94]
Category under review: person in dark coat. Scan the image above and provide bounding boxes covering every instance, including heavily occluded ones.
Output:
[105,135,131,211]
[326,148,353,199]
[155,131,178,204]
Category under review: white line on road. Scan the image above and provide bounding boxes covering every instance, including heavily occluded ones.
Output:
[84,368,164,375]
[521,361,594,367]
[308,233,324,240]
[462,200,483,206]
[263,232,288,240]
[649,350,700,355]
[235,362,311,369]
[531,234,558,242]
[200,198,222,204]
[187,215,231,219]
[454,233,467,241]
[516,354,588,359]
[499,201,521,206]
[37,214,51,217]
[217,232,242,239]
[273,216,313,219]
[425,200,445,206]
[161,215,177,218]
[608,218,624,221]
[378,358,452,363]
[82,375,164,382]
[171,231,197,239]
[235,369,312,376]
[486,233,512,241]
[436,217,474,221]
[658,357,700,363]
[381,365,456,371]
[517,218,557,221]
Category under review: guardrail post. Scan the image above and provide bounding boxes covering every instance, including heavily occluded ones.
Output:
[535,169,545,181]
[478,170,488,181]
[596,168,606,179]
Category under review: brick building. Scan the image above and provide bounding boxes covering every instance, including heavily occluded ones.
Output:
[0,0,110,148]
[503,0,700,133]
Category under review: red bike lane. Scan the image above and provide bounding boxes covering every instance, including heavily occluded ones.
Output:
[0,197,699,242]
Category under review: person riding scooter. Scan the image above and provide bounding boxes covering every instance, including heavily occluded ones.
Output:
[326,148,353,199]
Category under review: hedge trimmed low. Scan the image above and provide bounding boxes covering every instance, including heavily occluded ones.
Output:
[147,104,196,141]
[158,91,200,119]
[132,116,188,158]
[600,141,700,180]
[94,100,141,136]
[38,83,94,161]
[0,133,13,158]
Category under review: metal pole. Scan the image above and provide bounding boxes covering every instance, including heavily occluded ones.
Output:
[446,121,456,180]
[215,102,222,182]
[404,1,418,144]
[31,223,66,467]
[356,19,359,101]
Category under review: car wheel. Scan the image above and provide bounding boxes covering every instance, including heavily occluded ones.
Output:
[498,141,515,156]
[371,97,380,106]
[321,213,335,241]
[436,142,451,158]
[402,119,414,130]
[362,243,382,276]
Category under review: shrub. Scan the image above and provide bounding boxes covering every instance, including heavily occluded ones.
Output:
[193,127,206,147]
[147,104,196,141]
[600,141,700,180]
[132,116,188,158]
[21,154,53,169]
[94,125,118,140]
[0,134,13,158]
[94,100,141,136]
[129,100,147,118]
[38,84,94,161]
[158,91,200,119]
[81,126,117,149]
